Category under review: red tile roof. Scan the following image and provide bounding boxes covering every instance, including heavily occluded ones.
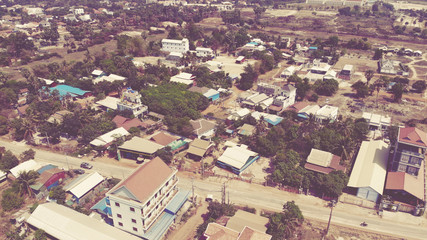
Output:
[151,132,179,146]
[304,155,345,174]
[110,157,175,204]
[385,171,425,201]
[286,102,309,112]
[398,127,427,148]
[112,115,146,131]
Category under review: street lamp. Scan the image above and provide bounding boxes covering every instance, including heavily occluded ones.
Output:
[325,199,337,237]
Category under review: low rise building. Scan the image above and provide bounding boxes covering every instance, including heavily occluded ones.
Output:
[196,47,214,58]
[315,105,338,123]
[190,119,217,138]
[27,203,142,240]
[186,138,214,160]
[170,72,195,86]
[304,149,345,174]
[347,140,389,202]
[217,145,259,175]
[362,112,391,131]
[64,172,105,204]
[119,137,164,160]
[90,127,130,148]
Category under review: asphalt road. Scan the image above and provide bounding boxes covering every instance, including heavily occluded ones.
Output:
[2,139,426,239]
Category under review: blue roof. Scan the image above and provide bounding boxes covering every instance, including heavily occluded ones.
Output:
[91,197,112,216]
[49,85,90,97]
[309,46,318,50]
[165,190,190,215]
[248,42,259,45]
[266,116,283,126]
[37,164,57,174]
[143,213,175,240]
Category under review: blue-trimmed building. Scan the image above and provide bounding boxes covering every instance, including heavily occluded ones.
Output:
[217,145,260,175]
[48,84,92,99]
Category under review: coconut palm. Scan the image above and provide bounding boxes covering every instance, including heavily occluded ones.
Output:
[15,170,39,197]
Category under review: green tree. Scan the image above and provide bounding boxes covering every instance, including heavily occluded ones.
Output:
[391,82,404,102]
[0,115,8,135]
[313,79,338,96]
[19,149,35,161]
[412,80,426,93]
[373,49,383,60]
[295,78,310,100]
[1,189,24,211]
[351,81,369,98]
[239,64,258,90]
[267,201,304,240]
[15,170,39,197]
[0,150,19,171]
[320,170,348,198]
[49,186,66,204]
[33,229,47,240]
[364,70,374,85]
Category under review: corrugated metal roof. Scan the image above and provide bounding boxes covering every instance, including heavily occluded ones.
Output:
[347,140,389,195]
[27,203,141,240]
[66,172,104,199]
[306,149,332,167]
[10,160,41,178]
[218,146,258,169]
[90,127,129,147]
[119,137,163,154]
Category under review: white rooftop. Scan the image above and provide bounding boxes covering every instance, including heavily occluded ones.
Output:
[347,140,389,195]
[343,64,353,71]
[90,127,130,147]
[299,105,320,114]
[96,96,120,110]
[307,149,332,167]
[10,160,41,178]
[119,137,163,154]
[91,70,104,76]
[218,146,258,169]
[316,105,338,117]
[65,172,104,199]
[27,203,141,240]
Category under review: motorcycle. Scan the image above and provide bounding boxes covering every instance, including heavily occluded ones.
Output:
[360,222,368,227]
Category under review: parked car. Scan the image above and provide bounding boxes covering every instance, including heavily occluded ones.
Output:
[73,169,85,174]
[80,162,93,169]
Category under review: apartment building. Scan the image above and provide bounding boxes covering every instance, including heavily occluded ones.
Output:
[106,157,179,237]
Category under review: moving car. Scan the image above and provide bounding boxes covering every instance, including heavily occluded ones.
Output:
[80,162,93,169]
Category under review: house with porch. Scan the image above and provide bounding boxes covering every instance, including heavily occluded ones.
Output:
[304,149,345,174]
[217,145,259,175]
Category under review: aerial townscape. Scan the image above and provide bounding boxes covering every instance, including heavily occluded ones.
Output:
[0,0,426,239]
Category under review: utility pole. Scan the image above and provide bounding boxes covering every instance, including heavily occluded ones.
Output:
[325,200,337,237]
[191,177,195,202]
[221,183,226,204]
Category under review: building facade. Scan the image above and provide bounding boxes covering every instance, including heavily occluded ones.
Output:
[161,38,189,53]
[107,158,179,237]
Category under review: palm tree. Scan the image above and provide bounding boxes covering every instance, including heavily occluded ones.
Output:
[365,70,374,85]
[22,119,36,144]
[15,170,39,197]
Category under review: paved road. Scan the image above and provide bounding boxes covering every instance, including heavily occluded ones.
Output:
[2,139,426,239]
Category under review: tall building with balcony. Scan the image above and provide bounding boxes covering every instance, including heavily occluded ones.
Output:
[117,88,148,117]
[384,127,427,207]
[106,157,184,239]
[391,127,427,176]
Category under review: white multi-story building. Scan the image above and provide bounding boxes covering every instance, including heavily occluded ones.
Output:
[107,157,179,237]
[117,88,148,117]
[161,38,189,53]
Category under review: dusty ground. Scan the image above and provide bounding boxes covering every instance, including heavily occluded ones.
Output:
[298,219,405,240]
[165,201,208,240]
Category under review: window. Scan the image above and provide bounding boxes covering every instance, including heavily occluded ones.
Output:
[132,219,136,223]
[407,166,418,175]
[133,227,138,232]
[147,201,150,207]
[118,222,123,227]
[141,209,144,215]
[154,193,158,198]
[397,164,407,172]
[166,181,169,187]
[130,207,135,212]
[117,214,122,218]
[148,213,152,218]
[115,202,120,207]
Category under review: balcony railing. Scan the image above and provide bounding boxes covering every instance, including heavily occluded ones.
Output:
[143,178,178,218]
[143,188,178,229]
